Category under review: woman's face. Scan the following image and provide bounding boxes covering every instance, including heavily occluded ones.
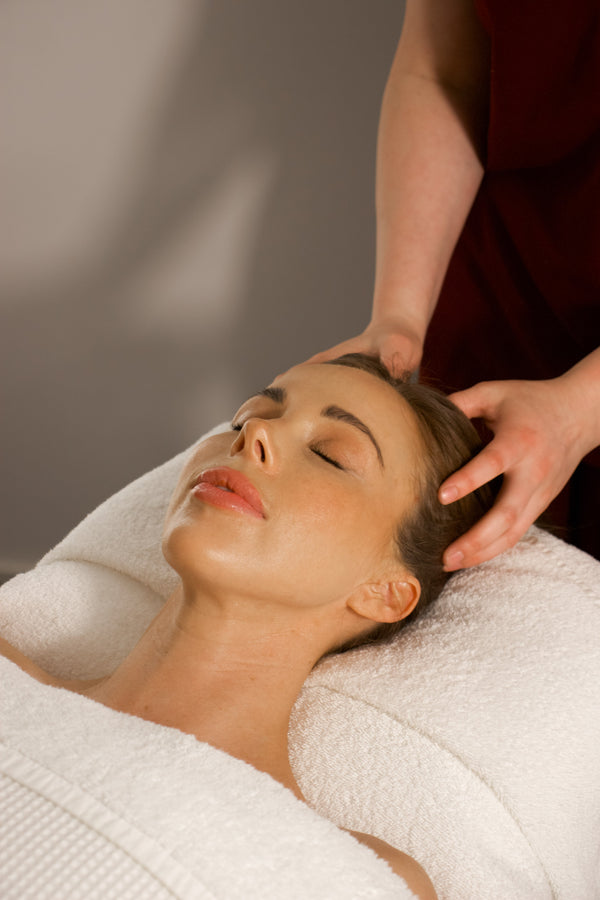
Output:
[163,363,423,613]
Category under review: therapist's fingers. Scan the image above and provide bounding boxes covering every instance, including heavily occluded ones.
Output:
[307,334,377,366]
[438,440,508,504]
[439,385,561,569]
[441,426,579,570]
[442,457,580,570]
[446,381,500,421]
[442,469,550,570]
[438,375,598,569]
[439,380,514,504]
[440,423,562,570]
[305,321,423,377]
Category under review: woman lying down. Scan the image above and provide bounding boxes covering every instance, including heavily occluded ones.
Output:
[1,353,497,899]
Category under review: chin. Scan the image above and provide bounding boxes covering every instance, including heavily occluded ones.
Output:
[161,518,251,600]
[162,523,210,583]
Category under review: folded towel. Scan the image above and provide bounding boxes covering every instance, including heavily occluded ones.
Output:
[0,657,415,900]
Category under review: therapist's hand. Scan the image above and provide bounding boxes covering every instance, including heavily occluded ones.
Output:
[306,319,423,378]
[439,374,600,571]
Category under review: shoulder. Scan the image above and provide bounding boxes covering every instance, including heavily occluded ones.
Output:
[348,830,438,900]
[0,635,68,687]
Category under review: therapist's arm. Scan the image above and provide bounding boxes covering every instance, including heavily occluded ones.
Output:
[440,347,600,570]
[309,0,490,374]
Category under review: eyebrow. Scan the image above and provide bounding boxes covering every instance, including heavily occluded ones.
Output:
[257,386,286,404]
[322,405,385,469]
[253,386,385,468]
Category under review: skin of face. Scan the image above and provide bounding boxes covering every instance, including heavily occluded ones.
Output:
[162,363,423,648]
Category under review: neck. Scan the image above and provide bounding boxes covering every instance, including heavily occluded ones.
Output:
[84,586,329,800]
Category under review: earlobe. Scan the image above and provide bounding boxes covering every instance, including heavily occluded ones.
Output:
[348,577,421,625]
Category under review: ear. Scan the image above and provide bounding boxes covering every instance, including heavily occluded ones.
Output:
[347,575,421,625]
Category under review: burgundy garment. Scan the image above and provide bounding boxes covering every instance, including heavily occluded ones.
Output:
[422,0,600,558]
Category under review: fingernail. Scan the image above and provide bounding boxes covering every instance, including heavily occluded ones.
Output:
[440,485,459,504]
[444,550,464,571]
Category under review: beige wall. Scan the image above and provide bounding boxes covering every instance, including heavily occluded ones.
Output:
[1,0,405,569]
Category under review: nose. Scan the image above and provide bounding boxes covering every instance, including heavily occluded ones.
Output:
[230,418,276,470]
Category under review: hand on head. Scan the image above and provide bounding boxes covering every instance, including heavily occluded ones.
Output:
[439,372,600,571]
[306,319,423,379]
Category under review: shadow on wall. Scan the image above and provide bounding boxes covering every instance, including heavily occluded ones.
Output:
[0,0,404,567]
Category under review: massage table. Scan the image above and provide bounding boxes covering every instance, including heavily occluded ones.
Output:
[1,425,599,898]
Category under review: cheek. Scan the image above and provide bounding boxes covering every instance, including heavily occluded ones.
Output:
[260,488,388,601]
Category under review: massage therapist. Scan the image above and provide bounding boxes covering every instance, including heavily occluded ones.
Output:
[310,0,600,568]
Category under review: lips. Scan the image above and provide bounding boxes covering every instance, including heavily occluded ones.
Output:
[192,467,265,518]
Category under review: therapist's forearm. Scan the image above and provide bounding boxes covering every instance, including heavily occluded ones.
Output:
[561,346,600,455]
[374,74,484,333]
[372,32,489,354]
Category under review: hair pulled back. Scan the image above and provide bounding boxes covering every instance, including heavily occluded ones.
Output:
[325,353,500,651]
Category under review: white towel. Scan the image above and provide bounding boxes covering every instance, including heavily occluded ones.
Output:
[0,657,415,900]
[292,528,600,900]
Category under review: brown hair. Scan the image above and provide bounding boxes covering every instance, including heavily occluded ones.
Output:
[325,353,500,652]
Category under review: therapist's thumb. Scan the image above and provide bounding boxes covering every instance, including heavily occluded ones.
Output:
[448,381,499,421]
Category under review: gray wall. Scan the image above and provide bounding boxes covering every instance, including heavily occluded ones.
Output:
[1,0,405,570]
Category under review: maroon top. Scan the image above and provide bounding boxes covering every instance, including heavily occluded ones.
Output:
[422,0,600,555]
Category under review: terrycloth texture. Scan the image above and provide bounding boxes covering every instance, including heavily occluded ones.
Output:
[1,433,600,898]
[0,561,164,680]
[292,530,600,900]
[0,658,413,900]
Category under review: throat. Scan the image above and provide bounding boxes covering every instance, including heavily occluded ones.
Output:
[80,589,318,802]
[85,666,305,800]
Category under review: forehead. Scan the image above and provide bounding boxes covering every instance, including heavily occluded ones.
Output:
[273,362,423,464]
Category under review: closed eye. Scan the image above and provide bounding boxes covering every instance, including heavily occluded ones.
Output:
[232,421,344,469]
[311,445,344,470]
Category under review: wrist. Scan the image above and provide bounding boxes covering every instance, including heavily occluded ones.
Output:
[365,315,424,373]
[372,278,437,336]
[369,299,428,345]
[557,348,600,454]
